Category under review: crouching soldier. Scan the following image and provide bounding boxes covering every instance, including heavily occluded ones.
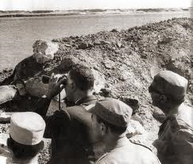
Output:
[0,112,45,164]
[0,39,59,106]
[90,98,161,164]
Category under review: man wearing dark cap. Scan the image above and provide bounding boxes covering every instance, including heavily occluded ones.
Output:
[90,98,161,164]
[149,70,193,164]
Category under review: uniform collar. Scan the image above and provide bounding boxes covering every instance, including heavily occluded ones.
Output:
[96,136,129,163]
[12,156,39,164]
[75,95,96,105]
[0,147,38,164]
[113,136,130,149]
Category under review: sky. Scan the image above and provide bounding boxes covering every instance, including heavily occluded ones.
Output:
[0,0,192,11]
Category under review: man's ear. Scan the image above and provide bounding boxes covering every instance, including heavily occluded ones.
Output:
[40,141,45,151]
[7,138,12,150]
[70,81,76,91]
[159,94,167,104]
[100,122,107,136]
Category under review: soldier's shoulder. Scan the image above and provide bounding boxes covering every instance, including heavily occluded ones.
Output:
[65,105,86,116]
[169,116,193,133]
[129,138,153,152]
[51,110,71,122]
[95,153,116,164]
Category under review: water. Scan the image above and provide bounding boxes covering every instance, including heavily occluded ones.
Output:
[0,11,190,71]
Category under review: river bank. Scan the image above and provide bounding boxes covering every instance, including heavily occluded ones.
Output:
[0,8,189,17]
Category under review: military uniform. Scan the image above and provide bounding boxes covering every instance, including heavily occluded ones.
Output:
[0,148,38,164]
[154,115,193,164]
[1,56,44,85]
[91,99,161,164]
[95,136,160,164]
[0,144,14,164]
[36,95,98,164]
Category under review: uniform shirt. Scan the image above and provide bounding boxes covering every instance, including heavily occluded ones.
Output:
[154,115,193,164]
[177,103,193,128]
[37,95,98,164]
[96,137,161,164]
[0,145,38,164]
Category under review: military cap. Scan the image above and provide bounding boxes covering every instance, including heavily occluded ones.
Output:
[151,70,188,101]
[10,112,46,145]
[91,98,133,127]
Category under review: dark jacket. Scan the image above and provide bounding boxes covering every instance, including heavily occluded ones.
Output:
[36,96,97,164]
[1,56,44,85]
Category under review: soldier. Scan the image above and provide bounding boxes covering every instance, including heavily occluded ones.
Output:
[0,40,59,105]
[35,64,98,164]
[1,39,59,85]
[149,70,193,164]
[90,98,161,164]
[0,112,45,164]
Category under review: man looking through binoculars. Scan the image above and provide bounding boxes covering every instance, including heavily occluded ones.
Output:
[35,63,98,164]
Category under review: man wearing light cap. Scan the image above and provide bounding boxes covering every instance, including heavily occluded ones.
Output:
[90,98,161,164]
[0,112,45,164]
[149,70,193,164]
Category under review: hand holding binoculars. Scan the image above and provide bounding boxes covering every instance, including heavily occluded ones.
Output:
[42,74,67,86]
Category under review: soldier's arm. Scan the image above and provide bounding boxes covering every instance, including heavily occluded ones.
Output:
[43,110,70,138]
[35,73,65,116]
[35,96,52,116]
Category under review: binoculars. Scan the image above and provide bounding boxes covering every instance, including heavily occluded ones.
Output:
[42,74,67,86]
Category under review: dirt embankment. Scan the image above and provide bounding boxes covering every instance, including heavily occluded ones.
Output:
[51,17,193,130]
[0,17,193,163]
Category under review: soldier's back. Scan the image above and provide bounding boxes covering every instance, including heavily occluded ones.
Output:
[96,137,160,164]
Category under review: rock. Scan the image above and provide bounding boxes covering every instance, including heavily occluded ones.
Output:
[119,96,139,114]
[77,42,93,49]
[100,40,111,45]
[126,119,147,138]
[153,108,166,123]
[116,41,122,48]
[3,69,11,73]
[56,56,80,73]
[102,60,113,69]
[64,44,71,47]
[100,88,112,97]
[111,28,118,32]
[94,40,101,45]
[92,69,106,94]
[0,85,17,104]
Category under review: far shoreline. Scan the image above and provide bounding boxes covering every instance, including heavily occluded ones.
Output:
[0,8,190,18]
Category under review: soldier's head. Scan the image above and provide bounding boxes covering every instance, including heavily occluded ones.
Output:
[90,98,133,143]
[7,112,45,160]
[149,70,188,114]
[32,40,59,64]
[65,64,95,102]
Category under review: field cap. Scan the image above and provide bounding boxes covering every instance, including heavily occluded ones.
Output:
[151,70,188,101]
[10,112,46,145]
[33,40,59,60]
[91,98,133,127]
